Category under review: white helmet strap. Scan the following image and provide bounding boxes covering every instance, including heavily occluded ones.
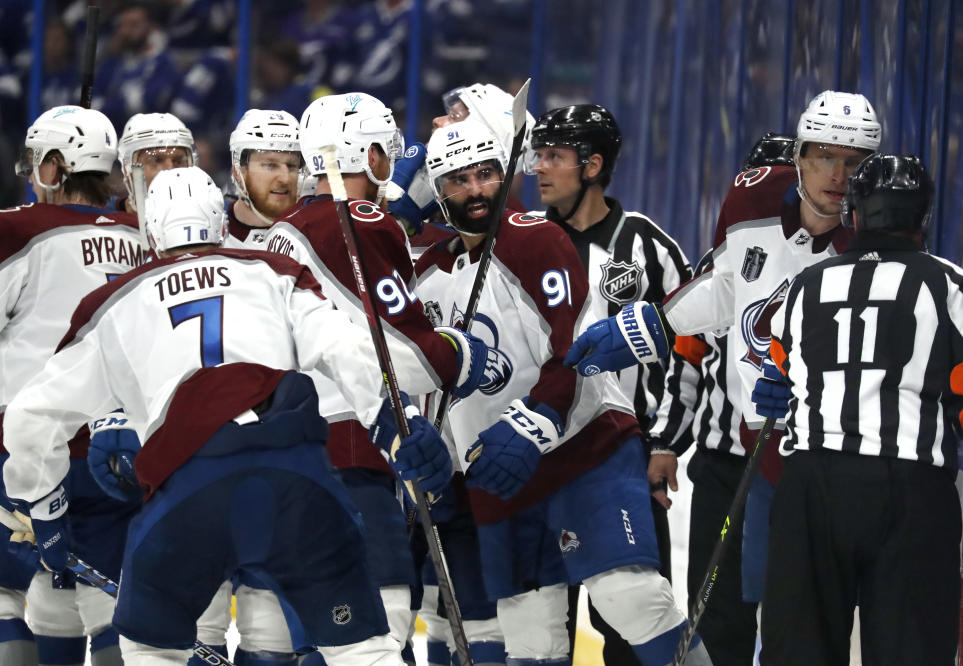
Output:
[794,160,837,220]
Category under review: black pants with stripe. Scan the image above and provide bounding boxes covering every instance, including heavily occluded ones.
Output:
[687,448,759,666]
[761,450,961,666]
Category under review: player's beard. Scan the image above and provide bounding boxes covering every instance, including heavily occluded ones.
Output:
[248,179,297,220]
[446,193,498,235]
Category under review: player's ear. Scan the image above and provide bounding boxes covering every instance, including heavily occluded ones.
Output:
[584,153,604,181]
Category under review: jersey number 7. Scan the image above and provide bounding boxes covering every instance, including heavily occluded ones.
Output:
[168,296,224,367]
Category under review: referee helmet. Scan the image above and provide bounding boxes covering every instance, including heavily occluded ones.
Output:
[841,154,934,236]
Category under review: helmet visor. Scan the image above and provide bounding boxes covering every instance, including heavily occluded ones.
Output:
[134,146,194,170]
[435,159,505,235]
[442,87,470,123]
[798,143,872,178]
[15,145,35,177]
[530,144,584,172]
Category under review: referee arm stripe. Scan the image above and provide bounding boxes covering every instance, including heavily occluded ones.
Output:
[674,335,707,365]
[770,337,788,375]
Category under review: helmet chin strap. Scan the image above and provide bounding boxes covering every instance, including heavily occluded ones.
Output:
[553,166,589,224]
[32,165,63,204]
[234,166,276,227]
[795,162,837,220]
[364,158,395,207]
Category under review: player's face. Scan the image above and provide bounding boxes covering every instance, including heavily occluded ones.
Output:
[440,160,503,235]
[797,143,872,214]
[533,145,582,207]
[242,150,301,219]
[136,146,193,187]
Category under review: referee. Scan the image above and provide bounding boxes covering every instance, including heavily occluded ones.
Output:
[755,154,962,665]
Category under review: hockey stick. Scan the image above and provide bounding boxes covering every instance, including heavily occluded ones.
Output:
[0,507,235,665]
[79,5,100,109]
[321,145,475,666]
[431,78,530,433]
[671,417,776,666]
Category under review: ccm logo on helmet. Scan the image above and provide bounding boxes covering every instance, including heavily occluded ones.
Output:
[446,146,470,158]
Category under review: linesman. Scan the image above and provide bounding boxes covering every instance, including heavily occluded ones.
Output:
[754,154,962,665]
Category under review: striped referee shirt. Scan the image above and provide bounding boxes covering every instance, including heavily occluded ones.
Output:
[770,232,963,470]
[537,198,699,445]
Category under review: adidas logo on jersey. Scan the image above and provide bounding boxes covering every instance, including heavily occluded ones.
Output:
[859,252,882,261]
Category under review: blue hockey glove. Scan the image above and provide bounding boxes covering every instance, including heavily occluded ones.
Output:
[751,357,791,419]
[88,410,142,503]
[6,485,70,573]
[369,393,453,502]
[385,144,439,235]
[564,302,670,377]
[435,326,489,399]
[465,399,564,499]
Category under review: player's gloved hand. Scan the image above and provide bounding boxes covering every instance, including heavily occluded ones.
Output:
[6,485,70,573]
[88,409,142,503]
[646,438,678,510]
[435,326,489,399]
[464,398,563,499]
[751,357,791,419]
[369,393,453,502]
[385,144,439,236]
[564,302,670,376]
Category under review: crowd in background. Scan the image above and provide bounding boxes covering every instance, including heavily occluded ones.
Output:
[0,0,533,207]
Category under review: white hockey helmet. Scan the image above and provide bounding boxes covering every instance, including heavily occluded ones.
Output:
[119,112,196,204]
[794,91,881,156]
[299,92,404,194]
[443,83,534,171]
[20,105,117,176]
[426,118,507,230]
[230,109,301,223]
[144,166,227,253]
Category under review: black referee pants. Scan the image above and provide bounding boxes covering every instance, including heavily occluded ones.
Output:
[761,450,961,666]
[686,448,759,666]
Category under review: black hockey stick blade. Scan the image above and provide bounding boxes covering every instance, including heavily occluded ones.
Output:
[0,508,236,665]
[79,5,100,109]
[671,417,776,666]
[322,146,475,666]
[431,78,530,432]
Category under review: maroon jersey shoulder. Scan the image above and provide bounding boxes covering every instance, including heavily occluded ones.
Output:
[714,166,798,245]
[0,203,139,264]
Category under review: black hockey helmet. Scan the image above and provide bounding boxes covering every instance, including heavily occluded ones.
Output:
[742,132,796,171]
[841,154,934,236]
[531,104,622,187]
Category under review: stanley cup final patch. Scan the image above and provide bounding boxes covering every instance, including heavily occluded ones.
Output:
[741,246,768,282]
[600,259,644,305]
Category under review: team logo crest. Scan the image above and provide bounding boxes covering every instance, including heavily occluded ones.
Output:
[404,145,419,159]
[349,200,385,223]
[560,529,581,554]
[449,305,512,396]
[734,166,772,187]
[741,246,768,282]
[740,279,790,369]
[332,604,352,625]
[600,258,644,305]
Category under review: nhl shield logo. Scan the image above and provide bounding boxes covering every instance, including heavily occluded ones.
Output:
[741,246,768,282]
[332,604,352,625]
[600,259,644,305]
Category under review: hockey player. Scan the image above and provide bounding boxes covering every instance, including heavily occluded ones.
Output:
[118,112,196,214]
[2,165,451,666]
[416,117,712,666]
[752,154,961,665]
[264,92,489,657]
[3,105,145,666]
[226,109,302,248]
[529,103,697,666]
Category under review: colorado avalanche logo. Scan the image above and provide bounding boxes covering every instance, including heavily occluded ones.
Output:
[599,258,644,305]
[508,212,546,227]
[449,305,512,395]
[740,280,789,369]
[734,166,772,188]
[559,529,581,554]
[349,200,385,223]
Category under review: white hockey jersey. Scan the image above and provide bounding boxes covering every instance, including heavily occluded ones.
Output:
[662,166,851,434]
[0,203,145,450]
[415,211,640,525]
[2,249,386,503]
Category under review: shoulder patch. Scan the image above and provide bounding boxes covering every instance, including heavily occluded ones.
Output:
[348,200,385,223]
[507,212,547,227]
[733,166,773,188]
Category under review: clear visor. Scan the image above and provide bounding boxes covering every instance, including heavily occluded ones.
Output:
[243,150,303,176]
[530,144,583,172]
[15,145,34,176]
[134,146,194,170]
[442,88,470,123]
[383,127,405,161]
[435,160,505,211]
[799,144,872,178]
